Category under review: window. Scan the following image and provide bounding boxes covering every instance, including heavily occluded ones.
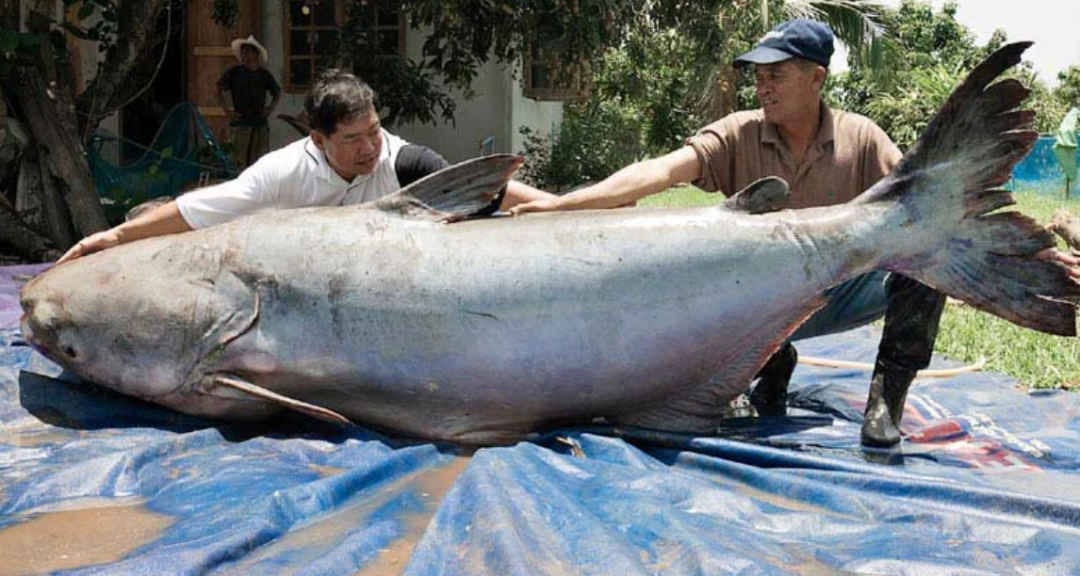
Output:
[523,42,585,102]
[364,3,404,57]
[285,0,342,91]
[284,0,404,94]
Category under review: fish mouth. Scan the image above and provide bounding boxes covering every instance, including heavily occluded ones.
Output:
[19,313,36,345]
[19,313,58,362]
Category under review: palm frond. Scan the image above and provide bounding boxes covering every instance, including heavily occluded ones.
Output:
[783,0,900,80]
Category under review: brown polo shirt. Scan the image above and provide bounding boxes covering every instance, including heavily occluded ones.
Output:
[686,102,901,209]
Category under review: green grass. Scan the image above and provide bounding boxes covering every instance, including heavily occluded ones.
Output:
[644,185,1080,389]
[638,185,724,208]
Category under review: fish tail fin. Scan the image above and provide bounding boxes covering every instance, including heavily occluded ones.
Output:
[866,42,1079,336]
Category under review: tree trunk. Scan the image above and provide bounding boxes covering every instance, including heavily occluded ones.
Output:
[0,101,30,191]
[0,197,61,263]
[77,0,171,137]
[5,66,109,246]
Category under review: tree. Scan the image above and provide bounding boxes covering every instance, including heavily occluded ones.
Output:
[516,0,895,190]
[1055,65,1080,111]
[0,0,175,261]
[830,0,1005,149]
[0,0,894,258]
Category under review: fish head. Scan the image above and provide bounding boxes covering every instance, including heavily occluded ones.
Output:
[19,244,257,401]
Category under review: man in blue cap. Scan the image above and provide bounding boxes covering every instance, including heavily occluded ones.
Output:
[510,19,944,448]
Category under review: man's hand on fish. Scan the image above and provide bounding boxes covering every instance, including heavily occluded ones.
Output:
[508,197,564,215]
[56,201,194,265]
[57,229,121,264]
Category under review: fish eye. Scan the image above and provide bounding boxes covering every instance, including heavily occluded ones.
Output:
[62,345,78,359]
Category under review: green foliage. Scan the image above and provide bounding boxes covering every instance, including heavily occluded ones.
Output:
[1019,69,1069,134]
[331,1,893,142]
[863,63,960,150]
[518,1,894,190]
[1058,66,1080,110]
[0,30,44,61]
[58,0,120,50]
[516,24,716,191]
[517,104,644,191]
[1028,66,1080,133]
[0,0,125,66]
[338,2,456,127]
[829,1,1003,149]
[832,0,1080,144]
[211,0,241,29]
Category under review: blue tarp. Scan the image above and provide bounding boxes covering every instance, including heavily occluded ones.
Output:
[3,264,1080,574]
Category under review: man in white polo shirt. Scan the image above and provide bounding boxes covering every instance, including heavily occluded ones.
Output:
[59,70,553,262]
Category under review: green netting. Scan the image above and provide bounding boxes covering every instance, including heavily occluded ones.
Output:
[1053,107,1078,185]
[87,102,238,223]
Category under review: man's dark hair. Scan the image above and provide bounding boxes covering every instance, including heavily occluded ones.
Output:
[304,69,377,135]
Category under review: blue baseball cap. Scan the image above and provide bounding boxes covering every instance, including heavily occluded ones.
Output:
[733,19,835,69]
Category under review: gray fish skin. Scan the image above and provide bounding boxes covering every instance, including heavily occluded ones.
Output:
[19,43,1080,444]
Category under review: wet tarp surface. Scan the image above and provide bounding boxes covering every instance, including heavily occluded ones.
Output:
[2,264,1080,575]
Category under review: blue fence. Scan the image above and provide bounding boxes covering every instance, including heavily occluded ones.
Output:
[1011,136,1080,196]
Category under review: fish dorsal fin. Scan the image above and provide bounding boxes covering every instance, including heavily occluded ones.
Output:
[205,374,353,425]
[721,177,790,214]
[373,154,525,222]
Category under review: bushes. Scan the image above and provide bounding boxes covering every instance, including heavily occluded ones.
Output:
[518,103,644,192]
[517,28,719,191]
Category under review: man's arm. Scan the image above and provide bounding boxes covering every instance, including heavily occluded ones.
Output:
[57,201,193,264]
[218,87,238,122]
[509,146,702,214]
[266,91,282,119]
[265,71,282,119]
[500,180,557,211]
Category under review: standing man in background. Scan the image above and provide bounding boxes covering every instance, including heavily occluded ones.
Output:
[218,35,282,170]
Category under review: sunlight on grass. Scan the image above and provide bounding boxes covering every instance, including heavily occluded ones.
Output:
[638,185,721,208]
[643,185,1080,389]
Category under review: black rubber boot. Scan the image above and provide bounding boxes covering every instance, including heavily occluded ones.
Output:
[750,342,798,417]
[861,361,918,447]
[860,275,946,448]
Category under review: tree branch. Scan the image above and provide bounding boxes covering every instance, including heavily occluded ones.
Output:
[76,0,170,137]
[0,0,19,30]
[5,66,109,241]
[0,193,62,263]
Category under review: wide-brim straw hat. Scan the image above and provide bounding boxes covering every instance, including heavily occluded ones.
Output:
[231,35,268,66]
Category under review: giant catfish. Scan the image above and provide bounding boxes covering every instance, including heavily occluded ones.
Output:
[19,43,1080,444]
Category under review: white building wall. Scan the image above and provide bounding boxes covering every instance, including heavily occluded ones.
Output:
[392,26,511,163]
[394,26,563,163]
[261,4,309,151]
[508,69,563,158]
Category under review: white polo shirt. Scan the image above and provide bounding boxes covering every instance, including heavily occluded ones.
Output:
[177,129,407,229]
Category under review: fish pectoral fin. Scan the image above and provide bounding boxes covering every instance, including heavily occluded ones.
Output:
[372,155,524,222]
[722,177,790,214]
[206,374,353,426]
